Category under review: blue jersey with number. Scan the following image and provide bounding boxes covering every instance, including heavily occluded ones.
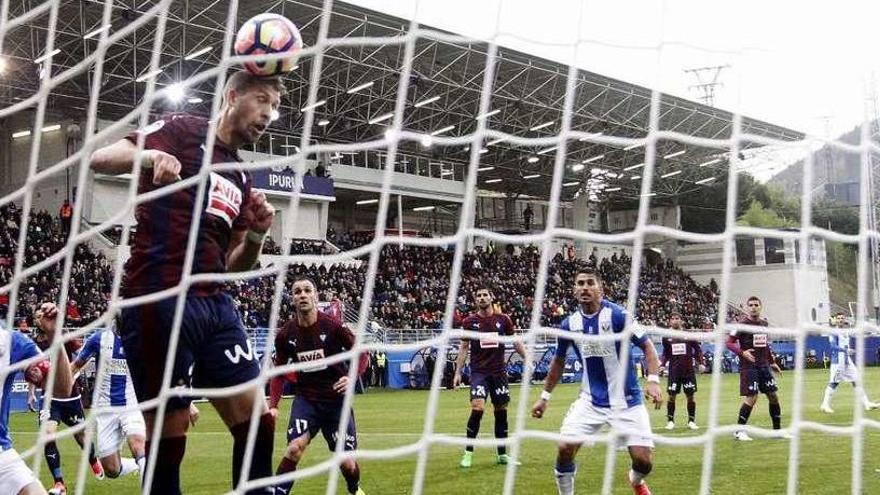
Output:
[828,333,852,365]
[0,323,42,451]
[555,299,647,408]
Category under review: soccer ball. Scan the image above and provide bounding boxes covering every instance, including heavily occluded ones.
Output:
[235,13,303,77]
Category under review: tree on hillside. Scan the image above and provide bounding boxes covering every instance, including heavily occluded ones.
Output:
[736,200,798,228]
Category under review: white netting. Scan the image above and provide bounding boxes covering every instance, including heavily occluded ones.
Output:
[1,1,879,494]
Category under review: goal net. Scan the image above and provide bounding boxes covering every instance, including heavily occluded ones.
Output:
[1,0,878,494]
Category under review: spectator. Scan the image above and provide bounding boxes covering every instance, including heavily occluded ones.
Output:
[59,199,73,237]
[523,204,533,231]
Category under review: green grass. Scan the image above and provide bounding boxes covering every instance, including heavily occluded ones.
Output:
[12,368,880,494]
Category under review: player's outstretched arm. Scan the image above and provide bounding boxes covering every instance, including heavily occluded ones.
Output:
[35,302,74,399]
[90,138,181,184]
[531,356,565,418]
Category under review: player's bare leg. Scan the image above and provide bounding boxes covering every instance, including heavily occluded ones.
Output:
[99,431,145,481]
[126,433,147,483]
[554,442,581,495]
[734,394,758,441]
[274,432,312,495]
[212,391,275,492]
[685,392,698,429]
[460,398,485,467]
[71,429,104,480]
[339,458,365,495]
[665,392,677,430]
[627,446,654,495]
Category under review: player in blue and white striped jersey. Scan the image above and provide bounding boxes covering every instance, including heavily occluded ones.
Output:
[819,313,879,413]
[531,267,663,495]
[71,324,146,483]
[0,303,73,495]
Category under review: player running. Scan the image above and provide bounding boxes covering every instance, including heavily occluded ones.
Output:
[531,267,663,495]
[660,311,704,430]
[1,303,73,495]
[726,296,786,441]
[69,322,146,483]
[269,277,367,495]
[29,307,104,494]
[89,70,280,494]
[820,312,879,413]
[453,285,527,468]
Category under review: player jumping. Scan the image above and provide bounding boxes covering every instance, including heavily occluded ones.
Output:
[531,267,663,495]
[89,70,280,494]
[453,285,527,468]
[269,277,367,495]
[820,312,879,413]
[1,303,73,495]
[660,311,704,430]
[726,296,787,441]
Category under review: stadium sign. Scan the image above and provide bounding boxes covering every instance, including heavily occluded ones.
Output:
[251,168,335,199]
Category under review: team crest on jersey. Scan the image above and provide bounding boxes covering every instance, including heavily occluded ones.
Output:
[601,322,611,333]
[495,321,501,329]
[319,334,326,342]
[206,172,243,227]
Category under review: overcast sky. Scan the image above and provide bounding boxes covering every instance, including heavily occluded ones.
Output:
[345,0,880,142]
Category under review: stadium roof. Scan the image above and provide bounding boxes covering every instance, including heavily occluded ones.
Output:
[0,0,804,202]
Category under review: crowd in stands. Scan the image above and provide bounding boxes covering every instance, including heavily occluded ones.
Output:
[1,201,720,333]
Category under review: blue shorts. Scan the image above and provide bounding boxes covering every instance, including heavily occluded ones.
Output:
[288,398,357,451]
[119,293,261,411]
[39,396,85,427]
[469,371,510,405]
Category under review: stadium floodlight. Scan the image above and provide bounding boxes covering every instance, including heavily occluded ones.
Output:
[270,109,280,121]
[664,150,686,159]
[414,95,440,108]
[300,100,326,112]
[413,205,435,211]
[522,174,541,179]
[579,132,603,141]
[571,164,585,172]
[420,135,433,147]
[605,187,622,192]
[695,176,716,184]
[184,46,212,60]
[563,181,580,187]
[538,146,557,155]
[487,138,505,146]
[135,69,162,82]
[440,170,454,176]
[631,175,641,180]
[166,83,186,103]
[661,170,682,178]
[475,109,501,120]
[582,154,605,164]
[317,119,330,127]
[83,25,110,40]
[623,162,644,171]
[530,121,554,131]
[477,166,494,172]
[484,178,503,184]
[33,49,60,64]
[430,125,455,136]
[346,81,374,94]
[641,192,657,197]
[356,199,378,205]
[478,148,489,154]
[623,143,642,151]
[527,155,539,163]
[369,112,394,124]
[699,158,722,167]
[187,97,203,104]
[12,130,31,138]
[41,124,61,133]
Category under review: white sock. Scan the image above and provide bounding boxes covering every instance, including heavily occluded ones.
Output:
[629,468,647,486]
[119,457,139,477]
[554,468,576,495]
[822,385,836,406]
[136,456,146,484]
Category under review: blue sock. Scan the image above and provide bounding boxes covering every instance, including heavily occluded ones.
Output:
[555,460,576,474]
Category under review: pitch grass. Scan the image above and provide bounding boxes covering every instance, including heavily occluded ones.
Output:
[11,367,880,494]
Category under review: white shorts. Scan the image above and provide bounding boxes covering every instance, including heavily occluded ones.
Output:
[830,361,859,384]
[559,396,654,448]
[0,449,38,495]
[95,409,147,458]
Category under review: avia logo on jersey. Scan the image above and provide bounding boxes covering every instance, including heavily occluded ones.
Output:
[671,343,687,356]
[224,340,256,364]
[296,349,328,372]
[206,172,243,227]
[752,334,768,348]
